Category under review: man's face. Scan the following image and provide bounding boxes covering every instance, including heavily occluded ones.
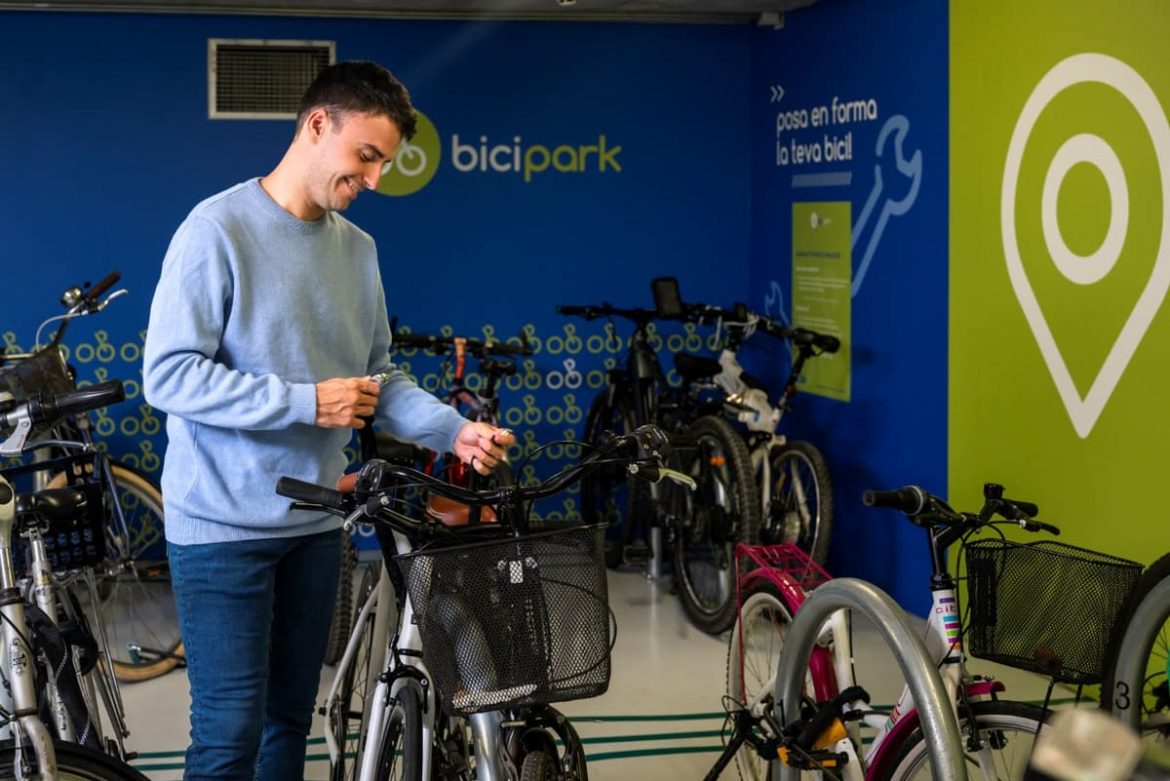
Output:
[307,110,403,214]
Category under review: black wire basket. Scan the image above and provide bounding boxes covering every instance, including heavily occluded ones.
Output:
[965,538,1142,684]
[0,345,76,440]
[396,523,611,715]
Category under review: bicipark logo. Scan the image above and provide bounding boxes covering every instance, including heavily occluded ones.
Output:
[452,134,623,183]
[375,111,624,196]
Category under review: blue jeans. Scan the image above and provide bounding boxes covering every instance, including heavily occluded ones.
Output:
[169,529,342,781]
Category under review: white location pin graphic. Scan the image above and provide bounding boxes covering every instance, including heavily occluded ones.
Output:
[1002,52,1170,438]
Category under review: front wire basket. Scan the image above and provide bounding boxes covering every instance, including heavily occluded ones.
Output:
[396,522,611,715]
[964,538,1142,684]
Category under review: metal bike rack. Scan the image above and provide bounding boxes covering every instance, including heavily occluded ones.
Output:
[771,578,968,781]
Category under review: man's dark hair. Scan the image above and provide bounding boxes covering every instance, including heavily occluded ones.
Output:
[297,61,418,140]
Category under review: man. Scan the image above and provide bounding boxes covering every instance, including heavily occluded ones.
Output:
[143,61,513,780]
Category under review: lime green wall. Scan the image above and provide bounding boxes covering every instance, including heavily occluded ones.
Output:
[950,0,1170,564]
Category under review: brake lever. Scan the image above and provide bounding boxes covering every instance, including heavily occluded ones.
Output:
[627,462,696,490]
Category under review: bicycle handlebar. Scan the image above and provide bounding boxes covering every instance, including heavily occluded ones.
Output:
[276,425,681,535]
[0,381,125,431]
[863,483,1060,535]
[1,381,126,455]
[84,272,121,307]
[556,303,659,323]
[392,330,533,358]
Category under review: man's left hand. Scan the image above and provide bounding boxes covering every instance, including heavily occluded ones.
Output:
[453,422,515,475]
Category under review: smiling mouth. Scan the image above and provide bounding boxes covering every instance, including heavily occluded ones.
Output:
[345,176,363,196]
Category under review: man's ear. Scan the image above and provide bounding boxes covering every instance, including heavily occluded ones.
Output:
[303,108,330,143]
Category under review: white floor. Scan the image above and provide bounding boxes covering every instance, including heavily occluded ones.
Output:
[115,566,1069,781]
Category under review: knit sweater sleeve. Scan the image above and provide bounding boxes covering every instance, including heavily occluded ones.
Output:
[143,215,317,430]
[365,271,467,454]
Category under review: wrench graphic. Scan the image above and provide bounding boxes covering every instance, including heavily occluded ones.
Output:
[851,114,923,297]
[763,279,791,325]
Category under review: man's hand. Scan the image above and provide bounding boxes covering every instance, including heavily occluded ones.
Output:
[453,422,515,475]
[315,377,380,428]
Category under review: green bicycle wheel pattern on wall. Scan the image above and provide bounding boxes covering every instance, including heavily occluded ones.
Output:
[950,0,1170,566]
[3,318,734,526]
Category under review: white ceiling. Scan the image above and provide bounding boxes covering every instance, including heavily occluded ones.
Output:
[0,0,820,24]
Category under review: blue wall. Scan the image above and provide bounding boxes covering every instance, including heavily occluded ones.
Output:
[2,11,750,513]
[748,0,949,614]
[2,3,951,610]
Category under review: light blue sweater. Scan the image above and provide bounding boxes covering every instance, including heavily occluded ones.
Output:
[143,178,468,545]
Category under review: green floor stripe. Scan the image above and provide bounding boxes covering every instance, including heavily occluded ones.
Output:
[572,712,724,722]
[580,729,723,745]
[587,744,725,762]
[131,698,1093,774]
[131,762,186,771]
[132,750,187,759]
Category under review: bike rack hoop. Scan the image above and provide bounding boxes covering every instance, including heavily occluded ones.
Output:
[771,578,967,781]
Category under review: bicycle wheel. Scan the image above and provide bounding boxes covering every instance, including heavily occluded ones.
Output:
[324,532,358,666]
[726,586,794,781]
[330,563,378,781]
[578,391,639,568]
[674,415,760,634]
[876,700,1047,781]
[519,749,559,781]
[52,463,180,683]
[1102,552,1170,737]
[373,681,422,781]
[765,441,833,565]
[0,738,150,780]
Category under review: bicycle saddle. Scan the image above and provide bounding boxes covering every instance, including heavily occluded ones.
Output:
[16,487,88,522]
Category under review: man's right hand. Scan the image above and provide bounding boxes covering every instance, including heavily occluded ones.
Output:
[315,377,380,428]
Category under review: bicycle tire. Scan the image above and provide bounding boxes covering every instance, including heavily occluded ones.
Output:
[578,391,639,568]
[674,415,760,634]
[875,700,1047,781]
[519,749,559,781]
[50,463,180,683]
[373,681,422,781]
[324,532,359,666]
[726,585,795,781]
[330,563,378,781]
[1101,551,1170,735]
[0,737,150,780]
[765,441,833,565]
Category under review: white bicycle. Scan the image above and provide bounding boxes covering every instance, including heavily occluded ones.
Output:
[277,425,693,781]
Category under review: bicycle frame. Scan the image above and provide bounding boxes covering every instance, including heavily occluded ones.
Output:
[734,555,1010,780]
[0,475,60,778]
[326,526,511,781]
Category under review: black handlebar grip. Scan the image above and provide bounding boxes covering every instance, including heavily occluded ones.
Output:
[1005,498,1039,518]
[862,486,928,515]
[1027,519,1061,535]
[275,477,346,510]
[86,272,122,304]
[556,305,592,317]
[490,341,531,356]
[392,332,434,347]
[47,381,126,420]
[816,334,841,353]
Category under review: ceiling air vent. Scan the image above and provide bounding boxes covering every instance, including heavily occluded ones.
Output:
[209,39,335,120]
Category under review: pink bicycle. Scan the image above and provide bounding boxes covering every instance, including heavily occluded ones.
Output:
[709,483,1140,780]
